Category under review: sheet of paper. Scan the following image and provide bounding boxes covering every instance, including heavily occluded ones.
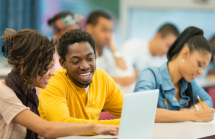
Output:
[59,135,118,139]
[175,114,215,124]
[88,135,118,138]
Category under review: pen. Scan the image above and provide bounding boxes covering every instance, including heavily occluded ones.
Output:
[197,95,204,109]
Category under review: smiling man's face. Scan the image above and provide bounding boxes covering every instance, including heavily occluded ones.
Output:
[60,41,96,88]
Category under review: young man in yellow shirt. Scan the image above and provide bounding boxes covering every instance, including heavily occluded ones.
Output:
[38,29,124,135]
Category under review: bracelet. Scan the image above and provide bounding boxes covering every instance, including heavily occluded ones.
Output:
[113,50,122,58]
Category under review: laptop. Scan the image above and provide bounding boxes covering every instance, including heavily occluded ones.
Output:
[117,89,159,139]
[59,89,159,139]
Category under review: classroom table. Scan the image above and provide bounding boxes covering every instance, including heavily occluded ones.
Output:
[59,123,215,139]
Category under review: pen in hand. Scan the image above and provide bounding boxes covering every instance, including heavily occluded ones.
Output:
[197,95,204,109]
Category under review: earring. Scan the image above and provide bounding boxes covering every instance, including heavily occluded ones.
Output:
[183,59,185,63]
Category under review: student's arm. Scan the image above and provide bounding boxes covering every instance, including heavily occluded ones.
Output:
[102,72,125,118]
[112,71,139,86]
[13,109,119,138]
[107,39,142,86]
[134,69,214,122]
[109,39,127,70]
[112,76,136,86]
[109,64,137,86]
[156,107,214,122]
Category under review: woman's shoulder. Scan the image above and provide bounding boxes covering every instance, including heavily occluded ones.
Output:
[136,67,163,86]
[139,66,161,78]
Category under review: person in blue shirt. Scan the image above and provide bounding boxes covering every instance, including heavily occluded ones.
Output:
[134,26,215,123]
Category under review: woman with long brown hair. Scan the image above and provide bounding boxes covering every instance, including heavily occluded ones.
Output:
[0,28,118,139]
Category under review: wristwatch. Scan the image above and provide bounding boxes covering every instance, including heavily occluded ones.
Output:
[113,50,122,58]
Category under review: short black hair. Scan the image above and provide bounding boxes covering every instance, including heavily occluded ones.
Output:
[48,11,71,26]
[157,23,179,38]
[86,10,112,26]
[57,29,96,61]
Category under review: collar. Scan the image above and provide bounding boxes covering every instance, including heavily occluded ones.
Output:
[159,62,189,92]
[159,62,175,91]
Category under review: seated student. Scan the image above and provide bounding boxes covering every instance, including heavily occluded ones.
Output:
[121,23,179,81]
[0,29,118,139]
[134,26,215,122]
[208,35,215,76]
[38,29,124,135]
[206,35,215,108]
[86,10,134,86]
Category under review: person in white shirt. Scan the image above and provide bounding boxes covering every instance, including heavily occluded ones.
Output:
[122,23,179,79]
[86,10,134,86]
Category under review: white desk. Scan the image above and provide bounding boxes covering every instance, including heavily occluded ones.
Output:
[59,123,215,139]
[152,123,215,139]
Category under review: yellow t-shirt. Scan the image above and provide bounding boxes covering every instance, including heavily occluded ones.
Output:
[38,68,124,134]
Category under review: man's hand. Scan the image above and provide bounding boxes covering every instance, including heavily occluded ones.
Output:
[94,124,119,136]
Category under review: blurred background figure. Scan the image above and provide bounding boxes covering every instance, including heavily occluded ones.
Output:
[48,12,83,70]
[48,12,83,41]
[85,10,133,86]
[210,35,215,56]
[206,35,215,108]
[0,0,215,96]
[121,23,179,80]
[207,35,215,77]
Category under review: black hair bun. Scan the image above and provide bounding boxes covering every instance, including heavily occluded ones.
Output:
[2,39,11,58]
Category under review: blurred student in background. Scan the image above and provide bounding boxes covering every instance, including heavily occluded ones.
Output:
[85,10,134,86]
[48,11,83,70]
[206,35,215,107]
[206,35,215,76]
[121,23,179,80]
